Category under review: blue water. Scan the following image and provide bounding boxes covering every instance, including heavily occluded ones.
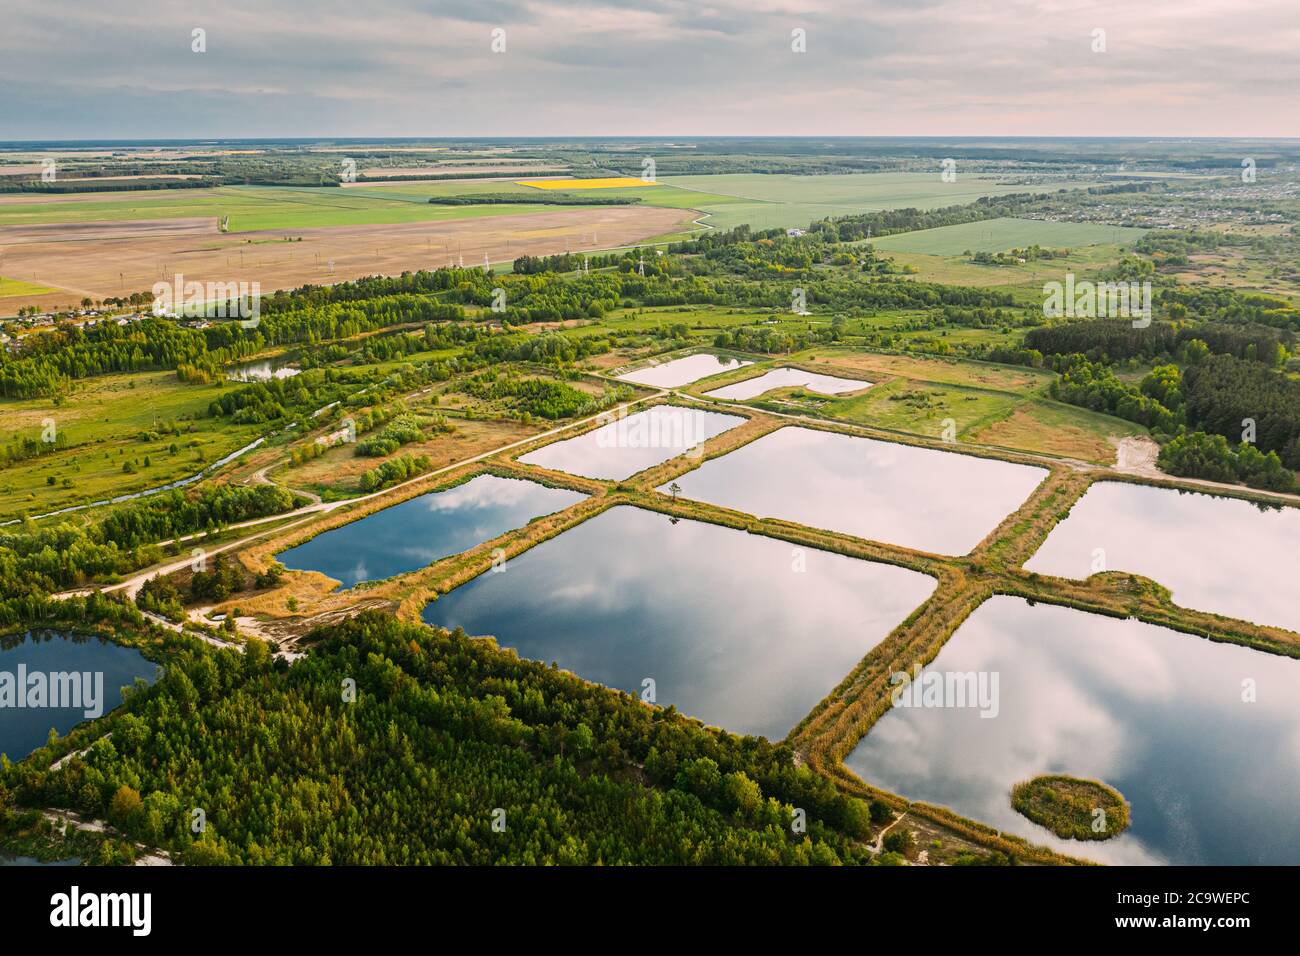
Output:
[424,505,935,740]
[847,596,1300,865]
[277,474,586,587]
[0,632,155,762]
[517,405,745,481]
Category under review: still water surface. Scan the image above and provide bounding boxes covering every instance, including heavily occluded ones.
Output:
[704,367,870,400]
[423,505,935,739]
[277,474,585,587]
[226,357,301,382]
[1026,481,1300,633]
[617,353,752,388]
[0,632,155,763]
[847,596,1300,864]
[517,405,745,481]
[664,426,1046,555]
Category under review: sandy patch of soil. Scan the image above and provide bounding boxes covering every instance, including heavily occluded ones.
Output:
[1110,435,1163,477]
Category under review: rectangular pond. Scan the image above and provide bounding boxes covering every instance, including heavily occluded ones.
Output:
[277,474,586,587]
[423,505,935,740]
[517,405,745,481]
[703,367,871,400]
[1025,481,1300,634]
[663,426,1046,555]
[845,596,1300,865]
[1,631,155,763]
[617,353,752,388]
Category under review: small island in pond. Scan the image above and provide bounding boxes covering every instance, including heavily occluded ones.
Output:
[1011,775,1130,841]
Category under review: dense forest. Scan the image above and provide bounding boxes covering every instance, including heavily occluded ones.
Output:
[4,231,1032,401]
[1012,301,1300,489]
[1047,357,1179,431]
[1181,355,1300,468]
[1024,320,1178,361]
[0,298,466,399]
[354,414,427,457]
[0,613,943,865]
[1158,430,1295,491]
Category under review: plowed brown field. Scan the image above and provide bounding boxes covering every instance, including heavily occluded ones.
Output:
[0,205,693,312]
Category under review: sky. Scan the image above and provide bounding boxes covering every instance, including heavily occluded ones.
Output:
[2,0,1297,139]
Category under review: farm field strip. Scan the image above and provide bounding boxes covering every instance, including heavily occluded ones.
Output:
[519,177,659,189]
[657,173,1139,231]
[868,216,1148,255]
[0,205,695,311]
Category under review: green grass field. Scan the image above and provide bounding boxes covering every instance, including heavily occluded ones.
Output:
[0,186,570,233]
[801,348,1056,390]
[0,277,58,297]
[829,378,1020,439]
[891,326,1026,351]
[658,174,1132,232]
[778,345,1144,462]
[868,217,1147,255]
[0,176,1142,247]
[0,370,265,523]
[968,400,1146,462]
[875,242,1140,300]
[817,359,1144,462]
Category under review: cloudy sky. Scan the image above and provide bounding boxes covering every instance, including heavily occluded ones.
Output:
[2,0,1297,140]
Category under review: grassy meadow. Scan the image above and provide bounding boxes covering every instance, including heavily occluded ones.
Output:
[0,186,565,232]
[868,217,1147,255]
[0,369,265,522]
[658,173,1132,231]
[685,344,1146,464]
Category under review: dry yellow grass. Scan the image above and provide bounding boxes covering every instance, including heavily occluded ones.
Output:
[968,405,1119,464]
